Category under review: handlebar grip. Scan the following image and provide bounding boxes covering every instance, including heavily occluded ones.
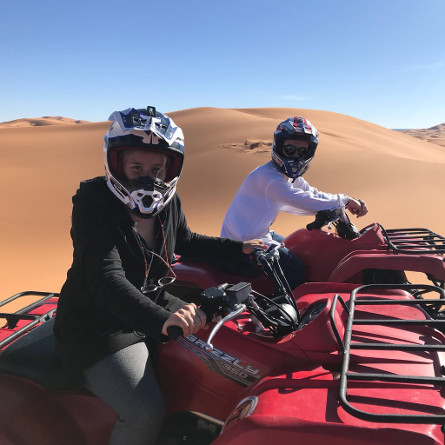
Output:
[166,325,184,340]
[306,220,323,231]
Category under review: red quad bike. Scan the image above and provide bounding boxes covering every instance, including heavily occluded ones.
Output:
[1,212,445,444]
[172,209,445,297]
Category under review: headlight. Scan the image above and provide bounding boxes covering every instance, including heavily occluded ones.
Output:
[222,396,258,432]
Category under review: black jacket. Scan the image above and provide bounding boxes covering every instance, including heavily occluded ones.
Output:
[53,177,243,374]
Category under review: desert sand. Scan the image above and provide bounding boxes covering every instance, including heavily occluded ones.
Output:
[1,107,444,302]
[398,123,445,148]
[0,116,89,128]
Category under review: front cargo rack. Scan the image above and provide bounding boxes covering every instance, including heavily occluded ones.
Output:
[0,291,58,350]
[379,226,445,254]
[338,283,445,424]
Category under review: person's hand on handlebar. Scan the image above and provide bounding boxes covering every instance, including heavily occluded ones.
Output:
[162,303,207,337]
[346,197,368,218]
[242,239,266,254]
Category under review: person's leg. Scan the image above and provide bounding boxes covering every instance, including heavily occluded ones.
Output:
[83,342,164,445]
[269,231,285,243]
[277,246,305,289]
[269,231,305,288]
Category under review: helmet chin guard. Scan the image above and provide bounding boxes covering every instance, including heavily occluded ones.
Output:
[129,176,178,218]
[103,107,184,217]
[271,151,312,178]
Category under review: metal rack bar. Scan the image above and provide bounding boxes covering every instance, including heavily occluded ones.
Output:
[329,294,349,351]
[350,343,445,351]
[378,226,445,254]
[355,298,445,305]
[0,312,55,350]
[0,291,56,309]
[0,291,58,349]
[346,372,445,385]
[339,283,445,424]
[353,319,445,326]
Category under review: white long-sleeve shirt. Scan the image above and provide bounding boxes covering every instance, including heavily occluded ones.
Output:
[221,161,349,243]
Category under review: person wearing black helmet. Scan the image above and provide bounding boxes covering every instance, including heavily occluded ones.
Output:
[221,116,368,289]
[53,106,264,445]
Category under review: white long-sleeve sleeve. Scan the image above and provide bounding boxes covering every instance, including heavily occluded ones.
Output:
[266,174,348,215]
[221,161,349,242]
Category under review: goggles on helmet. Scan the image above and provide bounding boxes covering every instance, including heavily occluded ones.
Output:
[282,144,312,159]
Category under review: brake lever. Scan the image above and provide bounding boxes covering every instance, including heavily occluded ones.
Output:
[328,209,346,230]
[255,242,281,264]
[205,304,246,351]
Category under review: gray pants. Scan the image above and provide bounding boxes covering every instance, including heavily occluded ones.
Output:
[82,342,165,445]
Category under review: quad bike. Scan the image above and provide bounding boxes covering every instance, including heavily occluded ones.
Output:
[1,213,445,444]
[169,210,445,316]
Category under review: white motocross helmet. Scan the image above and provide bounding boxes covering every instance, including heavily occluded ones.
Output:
[104,106,184,218]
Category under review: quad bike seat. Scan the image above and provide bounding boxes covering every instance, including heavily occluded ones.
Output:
[0,317,81,391]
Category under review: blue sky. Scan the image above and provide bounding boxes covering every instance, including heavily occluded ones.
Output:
[1,0,444,129]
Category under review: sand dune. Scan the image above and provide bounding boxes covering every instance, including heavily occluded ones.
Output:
[0,116,89,128]
[1,107,444,298]
[398,123,445,148]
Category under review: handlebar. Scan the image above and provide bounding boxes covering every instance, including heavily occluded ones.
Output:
[306,208,342,231]
[166,282,252,341]
[306,209,361,240]
[167,245,302,342]
[167,278,299,343]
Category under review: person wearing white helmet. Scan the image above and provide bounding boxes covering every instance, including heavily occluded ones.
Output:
[54,106,264,445]
[221,116,368,289]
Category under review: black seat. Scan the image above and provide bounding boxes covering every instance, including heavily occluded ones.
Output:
[0,317,79,391]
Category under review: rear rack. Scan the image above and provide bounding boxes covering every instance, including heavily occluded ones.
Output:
[0,291,58,350]
[337,283,445,424]
[379,226,445,254]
